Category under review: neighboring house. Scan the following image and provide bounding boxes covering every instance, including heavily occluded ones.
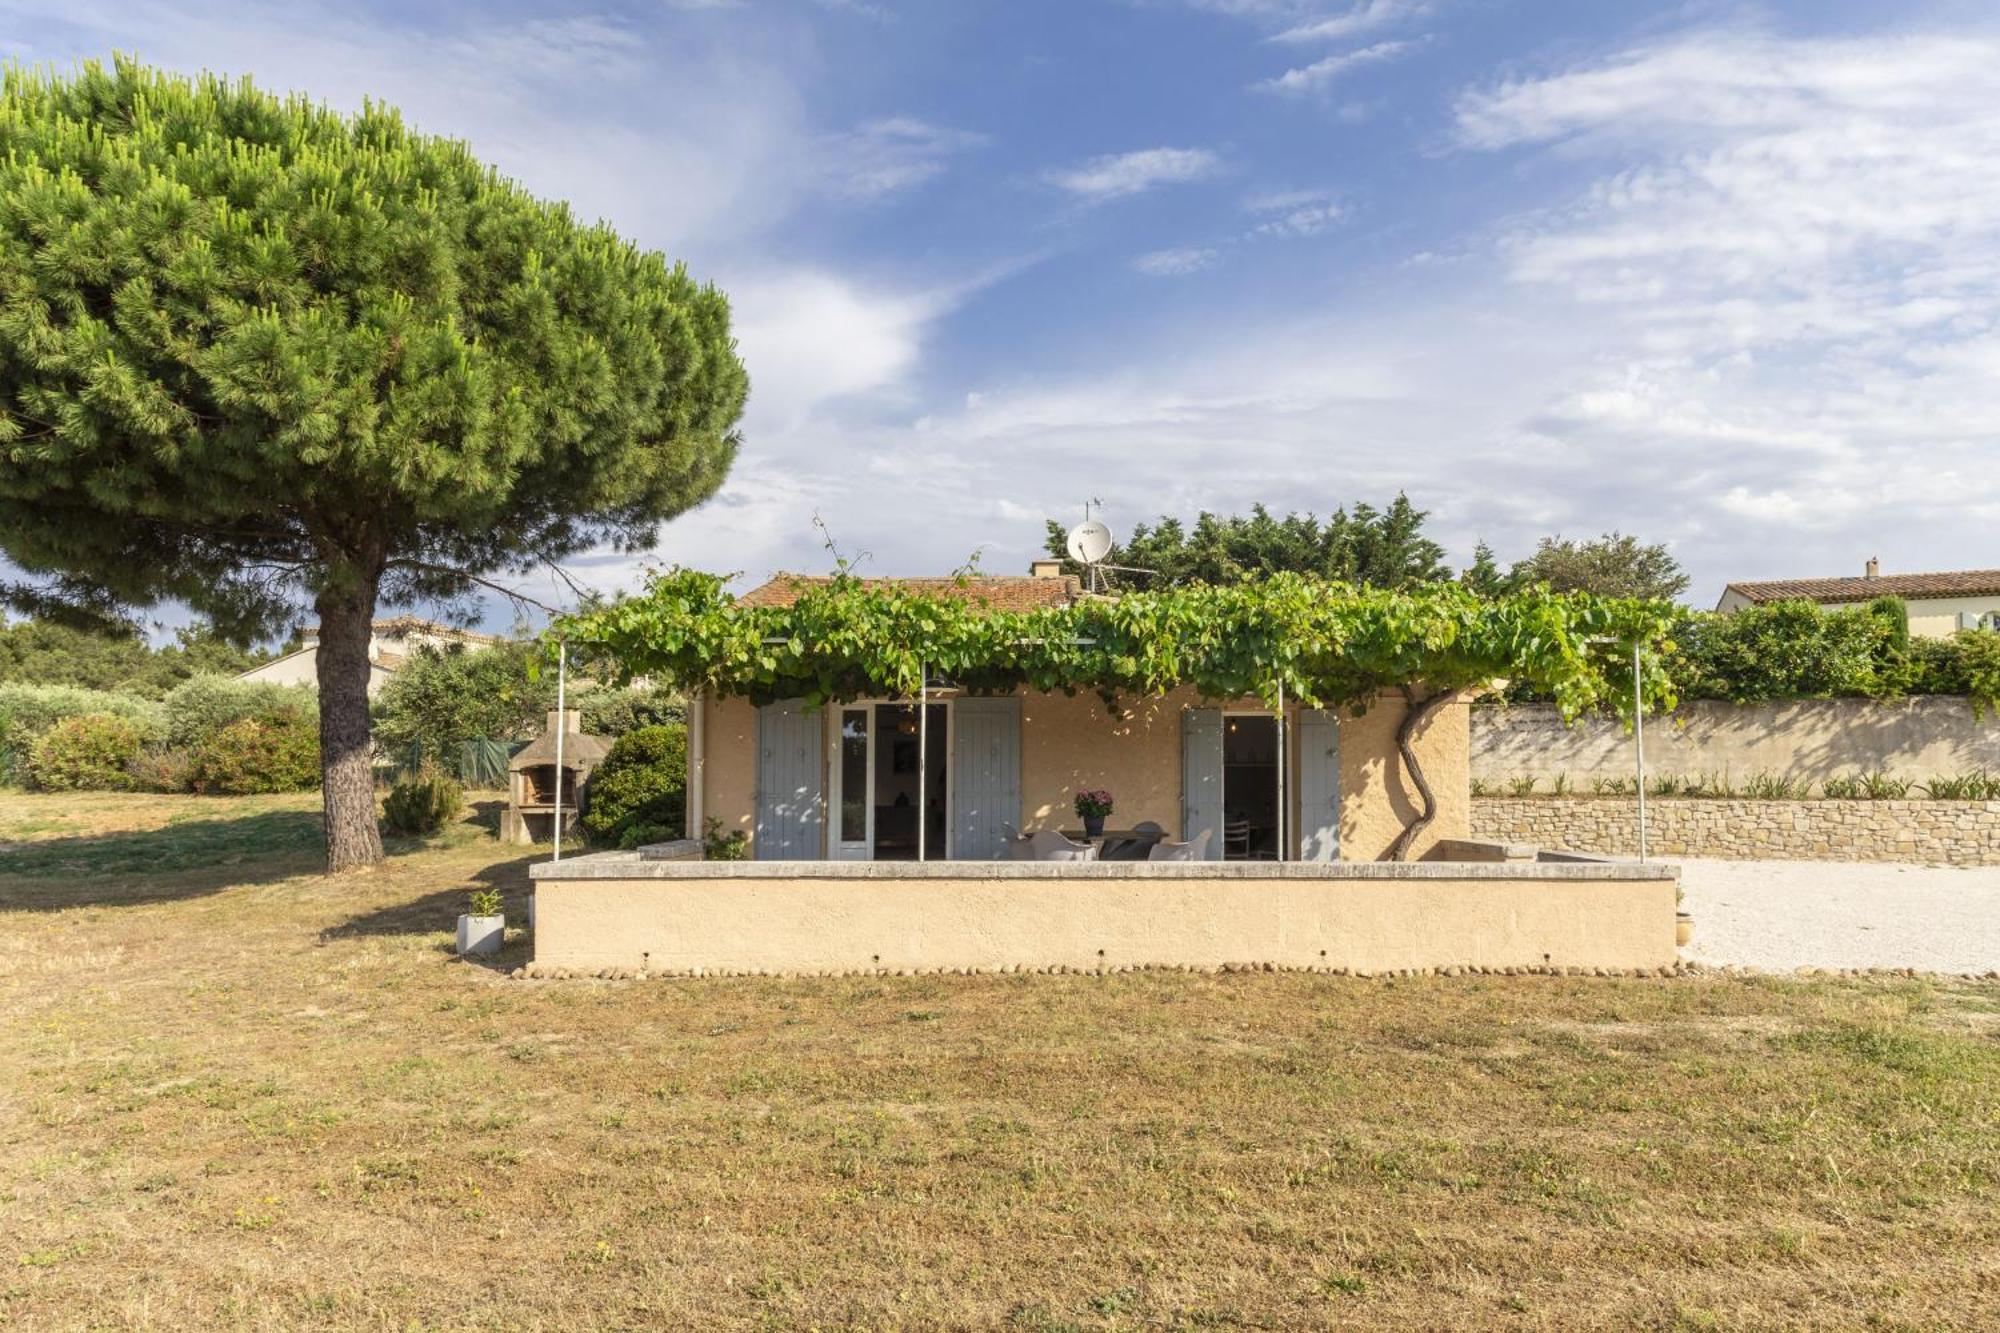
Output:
[689,565,1470,863]
[1716,559,2000,638]
[236,616,502,696]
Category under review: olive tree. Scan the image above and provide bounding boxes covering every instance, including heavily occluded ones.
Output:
[0,60,747,868]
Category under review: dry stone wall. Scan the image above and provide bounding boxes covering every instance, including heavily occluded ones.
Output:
[1472,796,2000,866]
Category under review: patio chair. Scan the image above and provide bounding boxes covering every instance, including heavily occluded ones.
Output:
[1101,819,1168,862]
[1027,829,1098,862]
[1002,823,1037,861]
[1223,817,1252,859]
[1147,830,1212,862]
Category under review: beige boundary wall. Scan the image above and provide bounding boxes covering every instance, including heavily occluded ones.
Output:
[701,688,1470,863]
[1473,697,1997,786]
[1473,796,2000,866]
[528,854,1678,976]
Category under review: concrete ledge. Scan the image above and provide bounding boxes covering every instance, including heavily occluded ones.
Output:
[532,853,1676,882]
[530,859,1679,976]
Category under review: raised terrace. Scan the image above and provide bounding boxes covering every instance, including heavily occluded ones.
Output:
[528,842,1680,978]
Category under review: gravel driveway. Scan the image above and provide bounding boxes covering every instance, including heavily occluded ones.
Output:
[1675,857,2000,974]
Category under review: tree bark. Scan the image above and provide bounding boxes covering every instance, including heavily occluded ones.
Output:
[315,572,385,872]
[1384,685,1454,863]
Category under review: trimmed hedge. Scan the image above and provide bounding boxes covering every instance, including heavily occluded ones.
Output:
[27,713,146,791]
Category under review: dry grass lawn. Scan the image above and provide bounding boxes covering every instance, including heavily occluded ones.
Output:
[1,791,1996,1331]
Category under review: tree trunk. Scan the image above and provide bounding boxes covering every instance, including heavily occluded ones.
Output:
[1384,686,1454,863]
[316,574,385,872]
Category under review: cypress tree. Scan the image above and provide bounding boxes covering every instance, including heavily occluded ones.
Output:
[0,59,747,868]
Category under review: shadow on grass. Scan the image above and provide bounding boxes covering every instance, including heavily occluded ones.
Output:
[0,806,514,912]
[0,809,333,909]
[316,852,538,948]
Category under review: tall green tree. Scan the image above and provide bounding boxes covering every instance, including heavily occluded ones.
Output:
[1043,495,1449,589]
[0,616,265,697]
[1509,532,1690,603]
[1458,541,1510,599]
[0,60,747,867]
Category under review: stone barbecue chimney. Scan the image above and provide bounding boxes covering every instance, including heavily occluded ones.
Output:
[547,709,582,734]
[1865,557,1880,579]
[1029,559,1065,579]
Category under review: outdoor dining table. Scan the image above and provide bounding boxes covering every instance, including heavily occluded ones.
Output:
[1059,828,1167,860]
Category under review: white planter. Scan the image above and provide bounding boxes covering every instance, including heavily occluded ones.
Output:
[457,914,505,956]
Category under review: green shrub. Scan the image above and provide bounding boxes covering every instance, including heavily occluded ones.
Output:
[126,747,197,794]
[613,820,683,850]
[577,683,684,738]
[27,713,146,790]
[163,674,316,750]
[702,815,748,861]
[581,724,686,845]
[383,766,463,835]
[191,712,320,794]
[372,641,551,758]
[0,682,163,784]
[467,888,503,917]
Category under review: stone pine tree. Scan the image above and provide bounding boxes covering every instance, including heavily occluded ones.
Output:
[0,60,748,869]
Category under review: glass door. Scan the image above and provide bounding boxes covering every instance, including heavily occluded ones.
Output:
[830,706,873,860]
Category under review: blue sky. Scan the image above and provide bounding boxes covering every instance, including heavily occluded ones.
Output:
[6,0,1999,623]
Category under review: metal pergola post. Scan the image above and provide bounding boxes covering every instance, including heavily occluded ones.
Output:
[1275,680,1287,863]
[552,639,567,863]
[1634,642,1647,863]
[918,662,929,863]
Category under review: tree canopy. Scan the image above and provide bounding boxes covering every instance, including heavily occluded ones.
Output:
[1507,532,1690,603]
[0,617,266,697]
[1042,496,1449,590]
[0,59,747,865]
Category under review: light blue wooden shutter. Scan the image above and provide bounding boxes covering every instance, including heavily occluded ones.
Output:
[755,699,823,860]
[1297,708,1341,861]
[1181,708,1223,861]
[951,697,1021,860]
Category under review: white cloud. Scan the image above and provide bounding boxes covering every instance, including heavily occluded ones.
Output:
[1046,146,1222,200]
[1257,37,1422,94]
[1133,246,1220,276]
[816,116,988,199]
[1273,0,1428,45]
[1247,189,1345,236]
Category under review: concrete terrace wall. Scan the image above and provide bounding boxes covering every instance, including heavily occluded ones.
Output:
[1474,697,1998,786]
[529,858,1678,976]
[1473,796,2000,866]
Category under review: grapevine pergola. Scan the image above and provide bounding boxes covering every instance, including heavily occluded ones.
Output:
[558,569,1679,859]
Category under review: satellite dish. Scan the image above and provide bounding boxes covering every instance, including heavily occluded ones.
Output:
[1066,519,1113,565]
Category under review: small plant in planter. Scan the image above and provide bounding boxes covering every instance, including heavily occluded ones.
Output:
[1074,788,1114,838]
[457,888,505,957]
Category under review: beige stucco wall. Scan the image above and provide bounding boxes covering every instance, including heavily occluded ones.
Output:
[1904,596,2000,638]
[1715,590,1999,638]
[531,863,1676,975]
[698,688,1469,861]
[1474,696,1999,785]
[237,647,395,695]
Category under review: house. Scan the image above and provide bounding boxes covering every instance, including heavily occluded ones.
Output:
[688,566,1471,863]
[1716,559,2000,638]
[235,616,502,696]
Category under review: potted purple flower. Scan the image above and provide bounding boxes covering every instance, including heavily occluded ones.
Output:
[1074,788,1114,839]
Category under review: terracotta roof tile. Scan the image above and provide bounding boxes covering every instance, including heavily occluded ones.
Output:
[738,573,1085,612]
[1724,570,2000,605]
